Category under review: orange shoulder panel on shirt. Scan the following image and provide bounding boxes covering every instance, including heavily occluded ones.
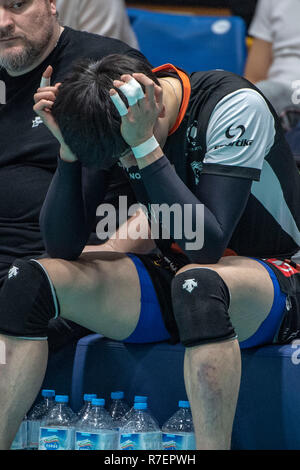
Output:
[152,63,191,136]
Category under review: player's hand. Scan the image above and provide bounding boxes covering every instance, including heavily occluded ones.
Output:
[33,65,78,163]
[109,73,164,148]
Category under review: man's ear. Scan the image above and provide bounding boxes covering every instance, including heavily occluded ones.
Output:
[49,0,57,17]
[158,104,166,119]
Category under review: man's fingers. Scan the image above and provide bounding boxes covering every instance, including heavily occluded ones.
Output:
[33,90,56,104]
[40,65,53,88]
[33,99,54,114]
[132,73,157,105]
[109,89,128,117]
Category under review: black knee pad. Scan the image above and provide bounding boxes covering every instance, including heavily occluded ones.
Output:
[0,259,60,339]
[171,268,237,347]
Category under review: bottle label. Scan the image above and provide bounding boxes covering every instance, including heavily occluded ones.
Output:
[38,427,74,450]
[75,431,119,450]
[120,432,162,450]
[162,432,196,451]
[28,421,41,449]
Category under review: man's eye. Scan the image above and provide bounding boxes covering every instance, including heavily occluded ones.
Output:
[11,1,25,9]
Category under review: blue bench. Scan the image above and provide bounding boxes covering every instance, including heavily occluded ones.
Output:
[40,335,300,450]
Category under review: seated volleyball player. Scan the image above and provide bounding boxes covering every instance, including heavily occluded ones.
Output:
[0,54,299,450]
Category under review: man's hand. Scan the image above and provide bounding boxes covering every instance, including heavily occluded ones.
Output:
[109,73,163,148]
[33,65,78,163]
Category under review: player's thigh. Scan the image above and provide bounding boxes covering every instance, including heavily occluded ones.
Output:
[177,256,275,342]
[38,252,141,340]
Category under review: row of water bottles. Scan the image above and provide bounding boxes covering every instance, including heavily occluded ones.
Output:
[12,389,196,450]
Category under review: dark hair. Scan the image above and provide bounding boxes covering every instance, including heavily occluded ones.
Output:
[52,54,160,169]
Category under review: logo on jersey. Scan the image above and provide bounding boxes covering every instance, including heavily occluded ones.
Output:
[182,278,198,293]
[187,120,202,152]
[0,80,6,105]
[32,117,43,128]
[128,171,141,180]
[190,161,203,185]
[213,124,253,150]
[225,125,246,139]
[266,259,300,278]
[8,266,19,279]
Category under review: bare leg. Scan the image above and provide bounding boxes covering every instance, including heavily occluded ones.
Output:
[184,339,241,449]
[0,337,48,449]
[0,252,142,449]
[39,252,142,340]
[178,257,275,449]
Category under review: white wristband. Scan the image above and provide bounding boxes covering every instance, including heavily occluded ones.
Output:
[131,136,160,159]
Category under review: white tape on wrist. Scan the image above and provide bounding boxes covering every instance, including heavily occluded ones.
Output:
[131,135,159,159]
[110,92,128,116]
[119,77,145,106]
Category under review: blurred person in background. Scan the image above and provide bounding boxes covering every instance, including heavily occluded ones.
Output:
[244,0,300,117]
[56,0,139,49]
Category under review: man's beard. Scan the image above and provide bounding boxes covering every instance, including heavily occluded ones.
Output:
[0,28,54,74]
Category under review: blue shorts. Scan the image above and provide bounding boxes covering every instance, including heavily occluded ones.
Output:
[124,254,171,343]
[239,259,287,349]
[123,255,287,348]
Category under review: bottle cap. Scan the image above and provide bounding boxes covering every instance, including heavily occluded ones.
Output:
[55,395,69,403]
[134,396,148,403]
[134,402,147,410]
[83,394,97,401]
[111,391,124,400]
[92,398,105,407]
[179,400,190,408]
[42,390,55,398]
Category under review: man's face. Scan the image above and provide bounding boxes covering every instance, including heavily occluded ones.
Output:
[0,0,56,74]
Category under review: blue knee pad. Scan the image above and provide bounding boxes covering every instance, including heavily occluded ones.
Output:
[171,268,237,347]
[0,259,59,340]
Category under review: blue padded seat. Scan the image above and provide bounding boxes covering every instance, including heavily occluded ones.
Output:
[69,335,300,450]
[127,8,247,75]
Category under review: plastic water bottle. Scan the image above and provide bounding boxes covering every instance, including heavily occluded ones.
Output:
[38,395,76,450]
[10,416,28,450]
[162,401,196,450]
[119,396,148,427]
[76,394,98,421]
[108,391,130,427]
[119,402,162,450]
[27,389,56,450]
[75,398,119,450]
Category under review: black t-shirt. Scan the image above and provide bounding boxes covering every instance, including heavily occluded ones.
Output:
[0,27,145,271]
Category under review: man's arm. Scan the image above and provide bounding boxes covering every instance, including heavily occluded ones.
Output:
[34,66,109,260]
[39,159,109,260]
[139,158,252,263]
[244,0,273,83]
[244,37,272,83]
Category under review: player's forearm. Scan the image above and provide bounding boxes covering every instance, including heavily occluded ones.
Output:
[39,159,90,260]
[138,155,227,263]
